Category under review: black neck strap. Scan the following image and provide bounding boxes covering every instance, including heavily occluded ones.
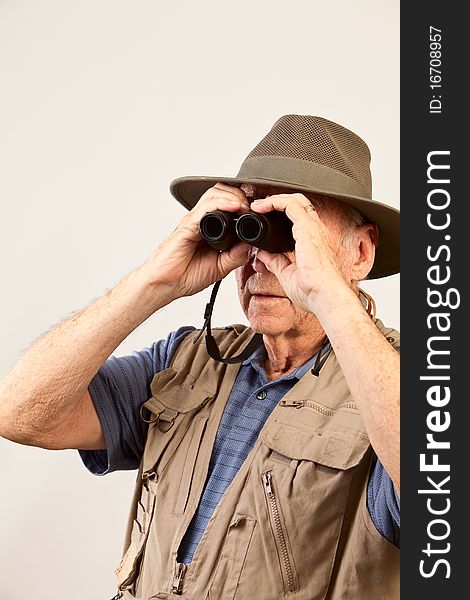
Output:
[311,336,332,376]
[194,280,263,364]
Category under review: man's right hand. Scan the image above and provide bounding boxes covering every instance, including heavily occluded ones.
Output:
[0,182,251,452]
[141,182,251,301]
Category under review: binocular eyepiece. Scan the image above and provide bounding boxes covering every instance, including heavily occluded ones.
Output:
[199,210,295,253]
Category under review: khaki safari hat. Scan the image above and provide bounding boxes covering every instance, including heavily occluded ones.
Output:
[170,114,399,279]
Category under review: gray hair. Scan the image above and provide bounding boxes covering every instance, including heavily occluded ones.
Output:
[339,204,369,248]
[306,192,370,247]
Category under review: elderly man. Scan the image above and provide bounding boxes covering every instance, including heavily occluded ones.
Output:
[0,115,400,599]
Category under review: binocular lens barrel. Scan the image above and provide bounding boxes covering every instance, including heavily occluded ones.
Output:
[199,212,227,242]
[199,211,238,251]
[235,213,266,244]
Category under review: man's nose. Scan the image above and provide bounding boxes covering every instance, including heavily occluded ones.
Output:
[250,247,269,274]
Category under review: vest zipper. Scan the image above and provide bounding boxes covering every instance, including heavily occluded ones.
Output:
[171,562,187,595]
[280,399,357,415]
[262,471,297,593]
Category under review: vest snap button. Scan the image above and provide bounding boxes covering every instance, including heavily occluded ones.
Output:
[256,389,267,400]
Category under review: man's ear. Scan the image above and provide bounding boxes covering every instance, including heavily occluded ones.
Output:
[350,224,378,281]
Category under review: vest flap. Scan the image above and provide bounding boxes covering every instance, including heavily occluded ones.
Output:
[147,367,216,413]
[261,421,370,470]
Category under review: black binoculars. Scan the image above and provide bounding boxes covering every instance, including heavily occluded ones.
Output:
[199,210,295,253]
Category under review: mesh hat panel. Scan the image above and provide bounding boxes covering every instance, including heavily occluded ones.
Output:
[246,115,372,197]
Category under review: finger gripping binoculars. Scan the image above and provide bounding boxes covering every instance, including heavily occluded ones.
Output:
[199,210,295,253]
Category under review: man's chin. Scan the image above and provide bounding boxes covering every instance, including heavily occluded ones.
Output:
[247,312,292,336]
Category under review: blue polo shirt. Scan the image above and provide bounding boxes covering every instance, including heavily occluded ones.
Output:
[79,327,400,557]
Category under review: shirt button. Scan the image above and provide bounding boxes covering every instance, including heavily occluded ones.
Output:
[256,390,267,400]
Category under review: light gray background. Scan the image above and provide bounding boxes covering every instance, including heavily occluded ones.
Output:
[0,1,399,598]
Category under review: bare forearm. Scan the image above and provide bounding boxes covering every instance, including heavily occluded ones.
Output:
[0,265,173,443]
[314,286,400,491]
[0,185,253,446]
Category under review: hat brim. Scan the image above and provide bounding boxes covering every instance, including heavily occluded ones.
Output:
[170,176,400,280]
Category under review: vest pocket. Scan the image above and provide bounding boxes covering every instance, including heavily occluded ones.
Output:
[173,414,209,515]
[115,476,157,593]
[207,514,257,600]
[251,422,370,599]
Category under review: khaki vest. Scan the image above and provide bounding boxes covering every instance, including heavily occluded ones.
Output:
[114,321,400,600]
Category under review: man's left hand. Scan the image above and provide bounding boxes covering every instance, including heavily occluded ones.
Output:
[250,193,349,314]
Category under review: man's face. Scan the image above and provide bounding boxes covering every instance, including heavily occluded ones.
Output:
[235,184,350,337]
